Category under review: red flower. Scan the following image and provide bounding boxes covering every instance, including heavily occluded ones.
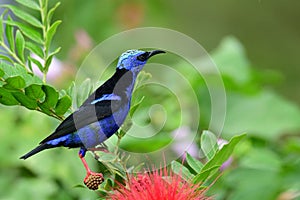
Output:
[108,168,212,200]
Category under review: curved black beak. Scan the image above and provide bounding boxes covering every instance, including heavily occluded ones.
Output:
[147,50,166,59]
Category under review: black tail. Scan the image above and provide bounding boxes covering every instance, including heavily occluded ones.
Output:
[20,143,52,160]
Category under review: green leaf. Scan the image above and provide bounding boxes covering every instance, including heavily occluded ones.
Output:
[72,184,86,189]
[45,47,61,72]
[27,57,33,72]
[47,2,61,25]
[224,91,300,140]
[136,71,152,88]
[193,133,246,184]
[3,5,43,28]
[0,55,13,63]
[0,62,43,86]
[227,168,281,200]
[202,133,246,171]
[192,165,220,184]
[171,160,194,181]
[0,61,26,77]
[38,103,52,115]
[13,91,38,109]
[130,96,144,116]
[104,162,127,180]
[44,54,53,72]
[25,42,44,58]
[45,20,61,52]
[14,63,43,86]
[25,84,44,101]
[5,20,43,44]
[120,134,171,152]
[117,129,128,139]
[212,36,251,85]
[201,130,218,160]
[4,76,26,89]
[0,12,4,41]
[0,87,19,105]
[16,0,40,10]
[28,56,43,72]
[15,30,25,62]
[103,178,114,191]
[40,0,47,18]
[41,85,59,108]
[5,16,14,52]
[97,152,118,162]
[54,95,71,116]
[240,148,281,171]
[186,152,204,174]
[0,68,4,77]
[118,114,133,137]
[66,81,77,109]
[48,47,61,58]
[76,78,93,107]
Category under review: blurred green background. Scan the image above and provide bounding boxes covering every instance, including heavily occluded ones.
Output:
[1,0,300,200]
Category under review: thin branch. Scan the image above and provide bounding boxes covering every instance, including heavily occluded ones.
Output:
[0,41,29,72]
[38,0,48,82]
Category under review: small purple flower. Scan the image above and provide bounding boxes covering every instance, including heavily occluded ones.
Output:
[29,53,63,82]
[171,126,199,158]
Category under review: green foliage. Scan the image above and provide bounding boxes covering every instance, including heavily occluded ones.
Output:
[186,151,203,173]
[171,133,246,185]
[66,79,94,110]
[194,134,246,184]
[201,130,218,160]
[0,1,299,199]
[95,151,128,193]
[3,5,43,27]
[0,0,71,119]
[0,62,69,119]
[212,37,300,140]
[205,38,300,200]
[171,160,195,180]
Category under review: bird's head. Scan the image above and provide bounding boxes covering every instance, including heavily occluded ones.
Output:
[117,49,165,73]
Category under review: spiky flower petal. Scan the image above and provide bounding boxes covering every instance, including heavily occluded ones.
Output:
[109,168,212,200]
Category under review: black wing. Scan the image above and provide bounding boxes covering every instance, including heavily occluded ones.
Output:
[40,99,122,144]
[40,68,132,144]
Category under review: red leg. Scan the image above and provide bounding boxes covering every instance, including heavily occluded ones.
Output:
[79,153,103,182]
[78,150,104,190]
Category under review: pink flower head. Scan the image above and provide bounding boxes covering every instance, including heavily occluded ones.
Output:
[109,167,212,200]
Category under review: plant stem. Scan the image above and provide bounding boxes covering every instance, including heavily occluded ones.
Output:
[39,0,48,83]
[36,107,64,121]
[0,41,29,72]
[114,136,122,155]
[43,72,46,82]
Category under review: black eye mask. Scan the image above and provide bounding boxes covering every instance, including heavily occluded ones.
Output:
[137,52,150,61]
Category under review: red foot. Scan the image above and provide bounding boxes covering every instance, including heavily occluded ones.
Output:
[79,154,104,190]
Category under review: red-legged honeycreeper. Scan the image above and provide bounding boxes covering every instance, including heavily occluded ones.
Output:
[20,49,165,183]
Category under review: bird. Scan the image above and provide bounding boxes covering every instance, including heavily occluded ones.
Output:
[20,49,165,186]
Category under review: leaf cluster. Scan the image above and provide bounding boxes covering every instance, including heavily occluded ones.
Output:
[0,0,70,119]
[171,132,246,185]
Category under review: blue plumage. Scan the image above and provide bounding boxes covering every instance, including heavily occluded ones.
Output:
[20,49,165,160]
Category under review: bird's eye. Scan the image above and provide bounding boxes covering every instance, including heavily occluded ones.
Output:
[137,53,148,61]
